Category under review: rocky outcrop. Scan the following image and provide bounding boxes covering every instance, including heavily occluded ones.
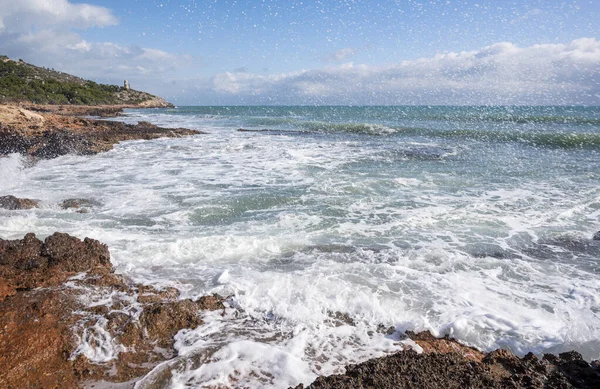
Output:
[0,195,39,210]
[294,331,600,389]
[0,109,202,159]
[0,232,224,388]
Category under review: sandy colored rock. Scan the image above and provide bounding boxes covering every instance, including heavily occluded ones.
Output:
[0,105,44,127]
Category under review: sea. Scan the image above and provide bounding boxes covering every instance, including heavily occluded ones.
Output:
[1,105,600,388]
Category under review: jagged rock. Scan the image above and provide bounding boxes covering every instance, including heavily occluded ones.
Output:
[0,195,39,210]
[593,231,600,240]
[0,232,226,388]
[43,232,111,273]
[295,331,600,389]
[0,111,202,159]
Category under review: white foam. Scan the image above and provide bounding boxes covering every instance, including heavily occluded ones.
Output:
[2,108,600,387]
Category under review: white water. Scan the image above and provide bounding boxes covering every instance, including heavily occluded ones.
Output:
[1,107,600,388]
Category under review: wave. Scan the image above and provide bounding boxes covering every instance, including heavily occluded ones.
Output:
[298,121,398,135]
[432,129,600,149]
[238,119,600,149]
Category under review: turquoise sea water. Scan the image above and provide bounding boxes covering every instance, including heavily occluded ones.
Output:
[1,105,599,387]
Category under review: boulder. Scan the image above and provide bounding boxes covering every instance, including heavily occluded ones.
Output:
[0,195,39,210]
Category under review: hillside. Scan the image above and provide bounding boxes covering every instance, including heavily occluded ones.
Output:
[0,56,172,107]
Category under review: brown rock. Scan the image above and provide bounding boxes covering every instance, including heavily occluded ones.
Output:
[0,278,15,301]
[297,332,600,389]
[0,195,39,210]
[0,232,226,388]
[43,232,111,273]
[0,104,203,159]
[407,330,485,362]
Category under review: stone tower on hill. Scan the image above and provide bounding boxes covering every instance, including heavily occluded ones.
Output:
[124,80,130,90]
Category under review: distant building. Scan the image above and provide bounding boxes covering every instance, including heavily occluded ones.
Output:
[124,80,130,90]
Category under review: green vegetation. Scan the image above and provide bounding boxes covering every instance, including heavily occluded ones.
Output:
[0,57,158,105]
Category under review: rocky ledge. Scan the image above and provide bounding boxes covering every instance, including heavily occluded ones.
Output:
[0,232,224,388]
[0,105,201,159]
[295,331,600,389]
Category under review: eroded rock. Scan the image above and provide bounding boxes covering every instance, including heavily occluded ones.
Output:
[0,232,225,388]
[295,331,600,389]
[0,107,203,159]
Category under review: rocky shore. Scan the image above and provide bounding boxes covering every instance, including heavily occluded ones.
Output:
[0,229,598,388]
[0,104,201,159]
[2,104,599,388]
[295,331,600,388]
[0,232,225,388]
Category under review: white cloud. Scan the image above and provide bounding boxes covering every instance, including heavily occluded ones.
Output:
[0,0,118,32]
[186,38,600,105]
[0,0,194,97]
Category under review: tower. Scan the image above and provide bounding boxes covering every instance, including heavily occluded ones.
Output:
[124,80,130,90]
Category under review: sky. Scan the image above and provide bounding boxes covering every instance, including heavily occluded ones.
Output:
[0,0,599,105]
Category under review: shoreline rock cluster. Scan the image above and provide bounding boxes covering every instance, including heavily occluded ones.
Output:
[0,232,224,388]
[0,104,201,159]
[295,331,600,388]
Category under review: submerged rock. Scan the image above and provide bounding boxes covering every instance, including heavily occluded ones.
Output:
[0,232,225,388]
[593,231,600,240]
[60,198,102,213]
[0,195,39,210]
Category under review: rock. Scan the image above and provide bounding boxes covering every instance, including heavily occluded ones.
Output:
[18,107,44,123]
[407,330,485,362]
[296,331,600,389]
[0,232,111,290]
[43,232,111,273]
[593,231,600,240]
[0,278,16,301]
[0,195,39,210]
[60,198,101,210]
[0,106,44,127]
[0,232,225,388]
[1,104,202,159]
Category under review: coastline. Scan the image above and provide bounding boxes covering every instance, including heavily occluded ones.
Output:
[1,232,598,388]
[0,103,200,159]
[1,105,599,388]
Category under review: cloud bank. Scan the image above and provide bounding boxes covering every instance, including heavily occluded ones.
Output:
[0,0,598,105]
[0,0,189,89]
[192,38,600,105]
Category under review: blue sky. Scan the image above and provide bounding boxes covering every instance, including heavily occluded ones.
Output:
[0,0,599,104]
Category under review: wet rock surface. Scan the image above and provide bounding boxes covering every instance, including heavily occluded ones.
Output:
[294,331,600,389]
[0,104,203,159]
[0,195,39,210]
[0,232,224,389]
